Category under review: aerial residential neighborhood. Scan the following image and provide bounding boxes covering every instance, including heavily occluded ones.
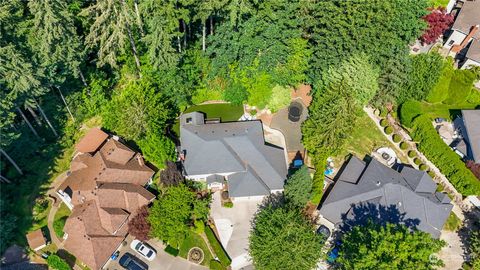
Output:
[1,0,480,270]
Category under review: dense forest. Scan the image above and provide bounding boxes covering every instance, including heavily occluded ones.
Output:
[2,0,477,254]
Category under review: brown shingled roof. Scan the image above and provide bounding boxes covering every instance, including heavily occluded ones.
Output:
[75,128,109,153]
[26,230,46,251]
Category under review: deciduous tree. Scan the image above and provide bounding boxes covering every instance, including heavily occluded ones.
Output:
[420,8,453,45]
[128,205,151,241]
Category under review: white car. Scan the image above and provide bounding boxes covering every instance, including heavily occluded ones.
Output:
[130,240,156,261]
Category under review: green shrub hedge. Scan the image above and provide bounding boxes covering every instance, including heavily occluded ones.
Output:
[47,255,71,270]
[400,142,408,150]
[379,109,387,117]
[392,134,402,143]
[384,126,393,135]
[427,58,454,103]
[412,116,480,195]
[399,100,423,128]
[380,119,388,127]
[408,150,416,158]
[414,158,422,165]
[205,226,231,267]
[444,69,477,105]
[419,164,427,171]
[428,170,436,178]
[223,201,233,208]
[164,245,179,257]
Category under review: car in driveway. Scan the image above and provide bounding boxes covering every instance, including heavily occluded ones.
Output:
[119,252,148,270]
[130,239,156,261]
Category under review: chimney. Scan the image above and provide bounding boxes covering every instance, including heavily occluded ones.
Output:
[137,154,145,166]
[451,25,479,53]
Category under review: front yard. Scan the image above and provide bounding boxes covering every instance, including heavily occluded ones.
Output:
[178,230,213,267]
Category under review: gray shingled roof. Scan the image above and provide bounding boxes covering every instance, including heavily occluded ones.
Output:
[452,0,480,39]
[462,110,480,163]
[319,156,453,238]
[180,112,287,197]
[466,40,480,63]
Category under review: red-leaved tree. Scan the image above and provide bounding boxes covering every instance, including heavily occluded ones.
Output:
[466,160,480,180]
[128,205,151,241]
[420,8,454,45]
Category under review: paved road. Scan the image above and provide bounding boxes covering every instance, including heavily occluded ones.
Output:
[103,235,207,270]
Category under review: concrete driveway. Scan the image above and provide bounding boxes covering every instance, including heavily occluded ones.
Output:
[210,192,262,270]
[103,235,207,270]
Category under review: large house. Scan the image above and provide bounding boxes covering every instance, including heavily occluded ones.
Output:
[179,112,288,200]
[444,0,480,69]
[57,128,155,270]
[319,156,453,238]
[452,109,480,162]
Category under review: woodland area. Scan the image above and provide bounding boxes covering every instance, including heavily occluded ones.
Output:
[1,0,479,261]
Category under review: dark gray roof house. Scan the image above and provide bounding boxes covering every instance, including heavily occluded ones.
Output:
[180,112,288,198]
[461,109,480,163]
[319,156,453,238]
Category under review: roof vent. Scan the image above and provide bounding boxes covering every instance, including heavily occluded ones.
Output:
[233,133,235,136]
[376,181,381,186]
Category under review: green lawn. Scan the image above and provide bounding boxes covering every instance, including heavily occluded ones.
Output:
[53,203,71,239]
[419,101,477,121]
[443,212,462,231]
[333,112,408,165]
[172,103,244,136]
[178,230,214,267]
[205,226,231,267]
[429,0,449,7]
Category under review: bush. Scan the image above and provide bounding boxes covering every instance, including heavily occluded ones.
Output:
[408,150,417,158]
[194,220,205,234]
[210,259,224,270]
[223,202,233,208]
[399,100,423,128]
[379,119,388,127]
[250,109,257,116]
[400,142,408,150]
[444,69,477,105]
[379,109,388,117]
[164,245,179,257]
[223,82,248,105]
[268,85,291,113]
[428,170,436,178]
[427,58,454,103]
[414,158,422,165]
[205,226,231,267]
[384,126,393,135]
[412,115,480,195]
[419,164,427,171]
[392,134,402,143]
[47,254,71,270]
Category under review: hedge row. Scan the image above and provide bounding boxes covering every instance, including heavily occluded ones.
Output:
[412,116,480,195]
[205,225,231,267]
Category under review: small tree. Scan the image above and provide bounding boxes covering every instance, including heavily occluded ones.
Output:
[47,254,71,270]
[420,8,454,45]
[338,221,445,270]
[284,166,312,208]
[160,161,184,186]
[128,205,151,241]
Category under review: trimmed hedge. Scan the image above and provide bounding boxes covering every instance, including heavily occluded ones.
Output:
[47,255,71,270]
[426,58,454,103]
[223,201,233,208]
[428,170,436,178]
[205,226,231,267]
[165,245,179,257]
[384,126,393,135]
[414,158,422,165]
[408,150,417,158]
[392,134,402,143]
[419,164,427,171]
[380,119,388,127]
[412,116,480,195]
[379,109,387,117]
[400,142,408,150]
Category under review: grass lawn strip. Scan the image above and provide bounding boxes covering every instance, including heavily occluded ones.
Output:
[205,225,231,266]
[53,203,71,239]
[443,212,462,231]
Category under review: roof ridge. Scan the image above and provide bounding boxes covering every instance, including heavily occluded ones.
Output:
[246,164,271,192]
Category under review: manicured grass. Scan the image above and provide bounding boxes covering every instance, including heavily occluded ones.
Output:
[172,103,244,136]
[429,0,449,7]
[53,203,71,239]
[178,230,213,266]
[333,113,408,165]
[443,212,462,231]
[419,101,477,121]
[205,226,231,267]
[31,199,52,231]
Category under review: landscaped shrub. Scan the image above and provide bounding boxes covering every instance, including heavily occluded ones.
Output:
[46,254,71,270]
[444,69,477,105]
[205,226,231,266]
[400,142,408,150]
[399,100,423,128]
[194,220,205,234]
[379,109,387,117]
[427,58,454,103]
[428,170,436,178]
[392,134,402,143]
[165,245,180,257]
[419,164,427,171]
[379,119,388,127]
[412,115,480,195]
[408,150,417,158]
[384,126,393,135]
[250,109,257,116]
[414,158,422,165]
[223,202,233,208]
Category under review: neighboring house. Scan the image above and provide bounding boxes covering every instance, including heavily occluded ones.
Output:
[444,0,480,69]
[319,156,453,238]
[179,112,288,200]
[452,110,480,162]
[26,230,46,252]
[56,128,155,270]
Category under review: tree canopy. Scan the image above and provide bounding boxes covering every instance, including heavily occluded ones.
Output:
[284,165,312,208]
